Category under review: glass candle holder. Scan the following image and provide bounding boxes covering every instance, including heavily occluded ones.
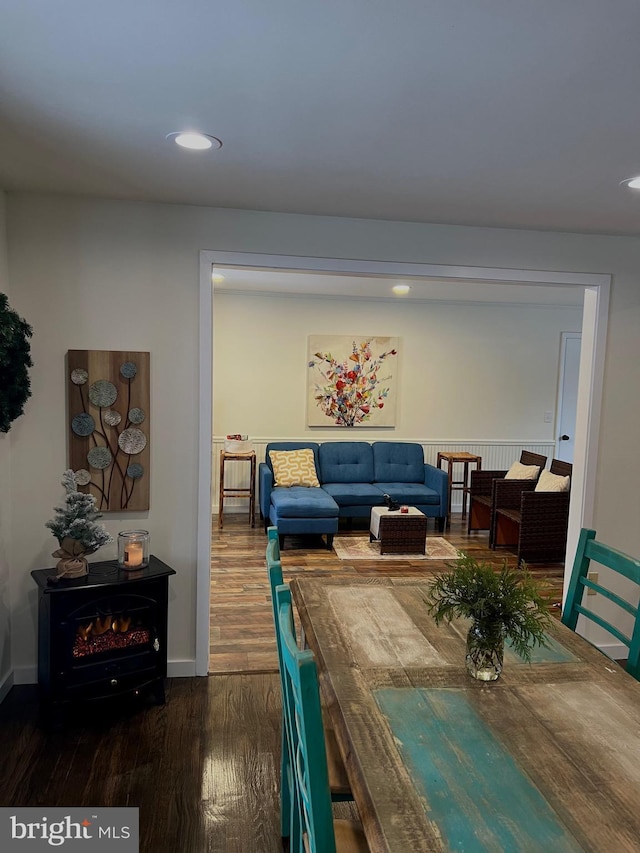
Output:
[118,530,150,570]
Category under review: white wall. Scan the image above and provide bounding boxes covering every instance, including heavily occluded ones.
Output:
[5,193,640,677]
[214,290,582,440]
[0,192,12,698]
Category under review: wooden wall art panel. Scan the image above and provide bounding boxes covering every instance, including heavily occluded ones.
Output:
[66,350,150,512]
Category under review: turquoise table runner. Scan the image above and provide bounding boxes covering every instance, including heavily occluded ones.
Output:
[374,688,584,852]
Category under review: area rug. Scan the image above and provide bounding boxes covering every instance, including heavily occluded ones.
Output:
[333,536,460,561]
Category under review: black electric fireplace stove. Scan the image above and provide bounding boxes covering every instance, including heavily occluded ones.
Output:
[31,555,175,727]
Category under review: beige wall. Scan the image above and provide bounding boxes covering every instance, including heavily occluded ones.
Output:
[5,193,640,678]
[214,290,582,440]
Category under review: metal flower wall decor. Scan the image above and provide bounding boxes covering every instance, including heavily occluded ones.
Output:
[67,350,150,511]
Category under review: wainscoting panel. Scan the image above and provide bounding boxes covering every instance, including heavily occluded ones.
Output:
[212,438,556,513]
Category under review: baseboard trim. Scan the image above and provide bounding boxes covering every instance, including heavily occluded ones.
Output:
[598,642,628,663]
[0,669,14,703]
[167,659,197,678]
[12,665,37,685]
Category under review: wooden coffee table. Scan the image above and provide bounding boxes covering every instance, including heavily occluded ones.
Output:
[369,506,427,555]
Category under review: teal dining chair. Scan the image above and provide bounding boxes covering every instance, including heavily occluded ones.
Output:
[265,527,352,847]
[266,528,292,842]
[267,524,281,565]
[275,584,367,853]
[562,528,640,680]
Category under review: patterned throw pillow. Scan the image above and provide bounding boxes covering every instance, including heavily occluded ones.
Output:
[505,461,540,480]
[535,469,570,492]
[269,449,320,488]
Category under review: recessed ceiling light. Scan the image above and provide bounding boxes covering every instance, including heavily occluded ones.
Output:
[620,176,640,189]
[166,132,222,151]
[212,273,225,283]
[392,284,411,295]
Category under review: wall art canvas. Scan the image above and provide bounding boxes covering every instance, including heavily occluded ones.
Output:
[307,336,399,427]
[66,350,150,511]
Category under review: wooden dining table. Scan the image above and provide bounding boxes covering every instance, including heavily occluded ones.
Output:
[290,576,640,853]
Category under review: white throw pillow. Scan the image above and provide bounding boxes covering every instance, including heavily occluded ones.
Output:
[535,469,570,492]
[505,461,540,480]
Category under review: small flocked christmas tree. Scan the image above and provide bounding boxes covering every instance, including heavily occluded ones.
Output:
[46,470,113,578]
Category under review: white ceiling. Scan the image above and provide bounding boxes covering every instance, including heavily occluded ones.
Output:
[2,2,640,237]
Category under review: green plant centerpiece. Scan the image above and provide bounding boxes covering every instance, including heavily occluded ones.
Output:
[46,470,113,579]
[0,293,33,433]
[425,553,552,681]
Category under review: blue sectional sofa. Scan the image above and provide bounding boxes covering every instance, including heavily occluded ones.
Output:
[259,440,448,549]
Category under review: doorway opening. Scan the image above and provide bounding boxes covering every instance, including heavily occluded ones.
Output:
[197,252,610,675]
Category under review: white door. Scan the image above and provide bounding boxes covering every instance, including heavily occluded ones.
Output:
[555,333,581,463]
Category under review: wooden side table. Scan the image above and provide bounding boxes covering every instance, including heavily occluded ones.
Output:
[218,450,256,528]
[437,451,482,526]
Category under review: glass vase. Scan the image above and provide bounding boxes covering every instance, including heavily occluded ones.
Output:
[465,619,505,681]
[118,530,150,570]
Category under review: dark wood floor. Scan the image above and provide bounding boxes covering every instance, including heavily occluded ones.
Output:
[0,676,284,853]
[0,675,361,853]
[210,512,565,673]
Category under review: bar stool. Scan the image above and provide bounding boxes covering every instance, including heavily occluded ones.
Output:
[436,451,482,526]
[218,450,256,528]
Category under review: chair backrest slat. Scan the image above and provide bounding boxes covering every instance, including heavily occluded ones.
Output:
[549,459,573,479]
[265,526,287,691]
[520,450,548,470]
[266,539,281,573]
[579,577,638,617]
[562,528,640,681]
[573,604,632,647]
[276,584,337,853]
[267,525,281,564]
[586,538,640,584]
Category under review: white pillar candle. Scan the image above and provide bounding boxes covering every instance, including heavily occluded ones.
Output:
[124,542,144,568]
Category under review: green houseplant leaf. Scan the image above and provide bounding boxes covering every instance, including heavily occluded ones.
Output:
[0,293,33,433]
[425,552,552,662]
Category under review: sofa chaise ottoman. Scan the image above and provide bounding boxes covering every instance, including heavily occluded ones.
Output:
[259,440,447,548]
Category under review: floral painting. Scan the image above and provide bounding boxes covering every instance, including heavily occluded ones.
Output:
[307,336,399,427]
